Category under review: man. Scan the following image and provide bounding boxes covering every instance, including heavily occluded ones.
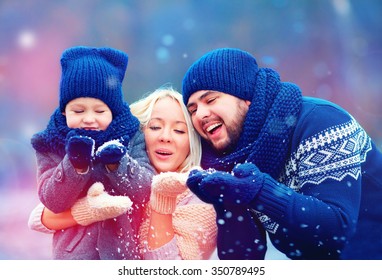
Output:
[181,48,382,260]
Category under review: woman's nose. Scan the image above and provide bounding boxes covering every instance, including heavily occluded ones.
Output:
[159,129,172,142]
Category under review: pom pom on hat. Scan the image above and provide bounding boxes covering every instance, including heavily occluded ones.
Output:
[59,46,128,115]
[182,48,259,105]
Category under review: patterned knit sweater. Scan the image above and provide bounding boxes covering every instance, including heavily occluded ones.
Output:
[250,97,382,259]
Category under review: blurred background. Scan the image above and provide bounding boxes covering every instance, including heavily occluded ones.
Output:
[0,0,381,259]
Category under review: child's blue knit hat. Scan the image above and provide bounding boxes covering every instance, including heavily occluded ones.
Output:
[59,46,128,115]
[182,48,259,105]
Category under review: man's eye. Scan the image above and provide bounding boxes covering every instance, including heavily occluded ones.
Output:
[207,97,216,103]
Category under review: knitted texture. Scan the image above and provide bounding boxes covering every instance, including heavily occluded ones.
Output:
[28,203,55,234]
[182,48,258,104]
[71,182,133,226]
[95,139,127,164]
[59,46,128,115]
[181,48,302,178]
[31,106,139,158]
[200,67,302,179]
[65,133,95,169]
[186,163,264,206]
[172,203,217,260]
[139,190,217,260]
[213,205,267,259]
[149,171,188,214]
[31,46,139,157]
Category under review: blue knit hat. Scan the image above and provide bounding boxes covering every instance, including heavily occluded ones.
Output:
[59,46,128,115]
[182,48,259,105]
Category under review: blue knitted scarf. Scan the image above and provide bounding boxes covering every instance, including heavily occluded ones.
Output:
[201,68,302,179]
[31,102,140,157]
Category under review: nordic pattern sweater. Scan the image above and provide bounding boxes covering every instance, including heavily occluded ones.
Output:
[251,97,382,259]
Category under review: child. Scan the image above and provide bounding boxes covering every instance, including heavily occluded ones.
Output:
[30,46,154,260]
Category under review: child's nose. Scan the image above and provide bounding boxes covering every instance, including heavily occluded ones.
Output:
[83,113,96,123]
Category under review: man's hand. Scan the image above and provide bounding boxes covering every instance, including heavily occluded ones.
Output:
[187,163,265,206]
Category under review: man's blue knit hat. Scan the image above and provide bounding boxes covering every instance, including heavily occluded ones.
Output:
[182,48,259,105]
[59,46,128,115]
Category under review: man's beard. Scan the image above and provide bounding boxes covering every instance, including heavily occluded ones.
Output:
[211,101,248,155]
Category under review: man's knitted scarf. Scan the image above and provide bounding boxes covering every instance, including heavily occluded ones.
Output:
[201,68,302,179]
[31,102,140,157]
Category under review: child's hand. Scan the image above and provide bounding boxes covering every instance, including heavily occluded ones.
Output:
[95,139,127,165]
[65,134,95,170]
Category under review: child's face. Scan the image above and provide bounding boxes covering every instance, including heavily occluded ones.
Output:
[144,97,190,173]
[63,97,112,131]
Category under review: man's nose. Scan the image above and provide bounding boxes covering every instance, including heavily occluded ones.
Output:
[195,104,210,120]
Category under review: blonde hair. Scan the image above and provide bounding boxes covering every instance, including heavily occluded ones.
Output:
[130,87,201,173]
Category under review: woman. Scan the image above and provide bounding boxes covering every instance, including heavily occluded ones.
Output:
[28,87,217,260]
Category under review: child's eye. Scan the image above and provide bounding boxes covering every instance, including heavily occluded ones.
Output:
[74,110,84,113]
[175,129,186,134]
[96,110,105,114]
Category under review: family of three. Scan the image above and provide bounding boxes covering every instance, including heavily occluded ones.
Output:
[29,46,382,260]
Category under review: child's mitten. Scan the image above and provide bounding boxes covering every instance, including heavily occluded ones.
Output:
[95,139,127,165]
[65,133,95,170]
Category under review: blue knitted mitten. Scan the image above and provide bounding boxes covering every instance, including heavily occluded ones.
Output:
[95,139,127,165]
[65,133,95,170]
[187,163,265,206]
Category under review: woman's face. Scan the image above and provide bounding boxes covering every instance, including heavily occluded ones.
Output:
[144,97,190,173]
